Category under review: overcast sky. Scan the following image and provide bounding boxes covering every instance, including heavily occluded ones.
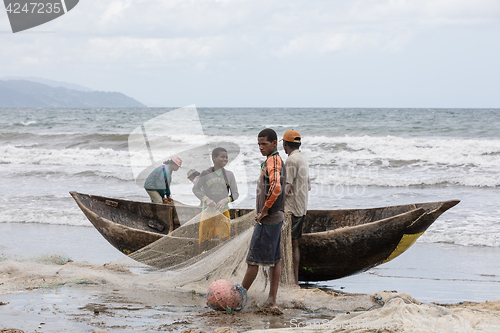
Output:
[1,0,500,107]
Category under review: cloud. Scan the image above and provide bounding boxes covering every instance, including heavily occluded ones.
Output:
[4,0,497,58]
[1,0,499,106]
[85,36,226,62]
[99,0,132,26]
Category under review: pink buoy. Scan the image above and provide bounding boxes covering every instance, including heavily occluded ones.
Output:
[206,279,247,313]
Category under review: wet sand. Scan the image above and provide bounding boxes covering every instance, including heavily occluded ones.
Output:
[2,223,500,332]
[1,259,500,333]
[0,260,374,332]
[1,283,499,332]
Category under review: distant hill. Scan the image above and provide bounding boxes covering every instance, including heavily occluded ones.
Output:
[0,80,146,107]
[1,76,94,92]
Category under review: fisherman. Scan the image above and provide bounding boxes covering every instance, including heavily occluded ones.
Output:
[193,147,239,243]
[144,156,182,204]
[282,129,311,287]
[242,128,286,309]
[193,147,239,217]
[187,169,201,184]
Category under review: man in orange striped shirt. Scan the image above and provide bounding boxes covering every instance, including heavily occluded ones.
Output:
[242,128,287,309]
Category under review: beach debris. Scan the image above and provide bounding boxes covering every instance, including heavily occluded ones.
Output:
[158,321,195,331]
[0,301,9,306]
[372,290,421,305]
[256,307,283,316]
[0,330,24,333]
[206,280,247,313]
[290,299,307,311]
[213,328,238,333]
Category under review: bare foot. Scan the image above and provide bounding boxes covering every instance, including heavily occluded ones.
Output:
[262,299,278,309]
[256,307,283,315]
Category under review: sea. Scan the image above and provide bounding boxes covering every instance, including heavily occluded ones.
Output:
[1,107,500,304]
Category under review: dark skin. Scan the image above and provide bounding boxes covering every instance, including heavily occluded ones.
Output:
[204,151,230,212]
[242,134,281,308]
[255,136,278,224]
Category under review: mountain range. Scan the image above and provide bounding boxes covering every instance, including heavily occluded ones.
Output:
[0,79,146,107]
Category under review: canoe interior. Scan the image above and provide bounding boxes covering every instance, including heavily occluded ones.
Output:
[303,202,442,234]
[73,192,455,238]
[71,192,253,235]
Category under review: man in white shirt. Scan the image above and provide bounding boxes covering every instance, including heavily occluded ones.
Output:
[282,129,311,287]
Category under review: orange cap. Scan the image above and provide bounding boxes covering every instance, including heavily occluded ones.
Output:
[282,129,301,143]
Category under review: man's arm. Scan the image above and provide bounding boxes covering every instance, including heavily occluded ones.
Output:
[192,171,211,205]
[257,155,282,223]
[163,167,172,198]
[284,158,297,195]
[228,171,239,202]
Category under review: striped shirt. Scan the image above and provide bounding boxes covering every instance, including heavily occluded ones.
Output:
[256,151,287,224]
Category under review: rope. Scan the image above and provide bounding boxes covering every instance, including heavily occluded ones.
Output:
[232,284,248,312]
[373,296,385,306]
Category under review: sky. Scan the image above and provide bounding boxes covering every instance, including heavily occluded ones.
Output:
[1,0,500,108]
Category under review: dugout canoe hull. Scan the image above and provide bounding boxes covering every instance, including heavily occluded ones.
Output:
[69,191,253,255]
[298,199,459,281]
[70,191,459,281]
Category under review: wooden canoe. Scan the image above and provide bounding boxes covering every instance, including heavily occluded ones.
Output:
[69,191,459,281]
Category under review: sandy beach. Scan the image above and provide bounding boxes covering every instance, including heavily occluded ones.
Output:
[1,258,499,333]
[2,223,500,333]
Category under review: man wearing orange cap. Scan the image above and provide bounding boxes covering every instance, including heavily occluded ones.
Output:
[144,156,182,204]
[282,129,310,287]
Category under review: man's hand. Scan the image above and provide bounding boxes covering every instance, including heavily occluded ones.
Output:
[205,198,216,208]
[255,207,269,225]
[215,197,229,212]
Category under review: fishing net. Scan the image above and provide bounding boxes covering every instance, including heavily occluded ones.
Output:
[206,279,247,312]
[127,209,295,294]
[247,292,492,333]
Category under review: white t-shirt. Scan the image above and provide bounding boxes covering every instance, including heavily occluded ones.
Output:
[284,150,309,216]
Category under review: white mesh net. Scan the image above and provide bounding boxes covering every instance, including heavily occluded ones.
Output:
[126,210,295,295]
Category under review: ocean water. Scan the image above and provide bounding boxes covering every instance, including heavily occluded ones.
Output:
[1,107,500,302]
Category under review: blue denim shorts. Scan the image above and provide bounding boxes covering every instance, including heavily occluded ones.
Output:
[246,222,282,266]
